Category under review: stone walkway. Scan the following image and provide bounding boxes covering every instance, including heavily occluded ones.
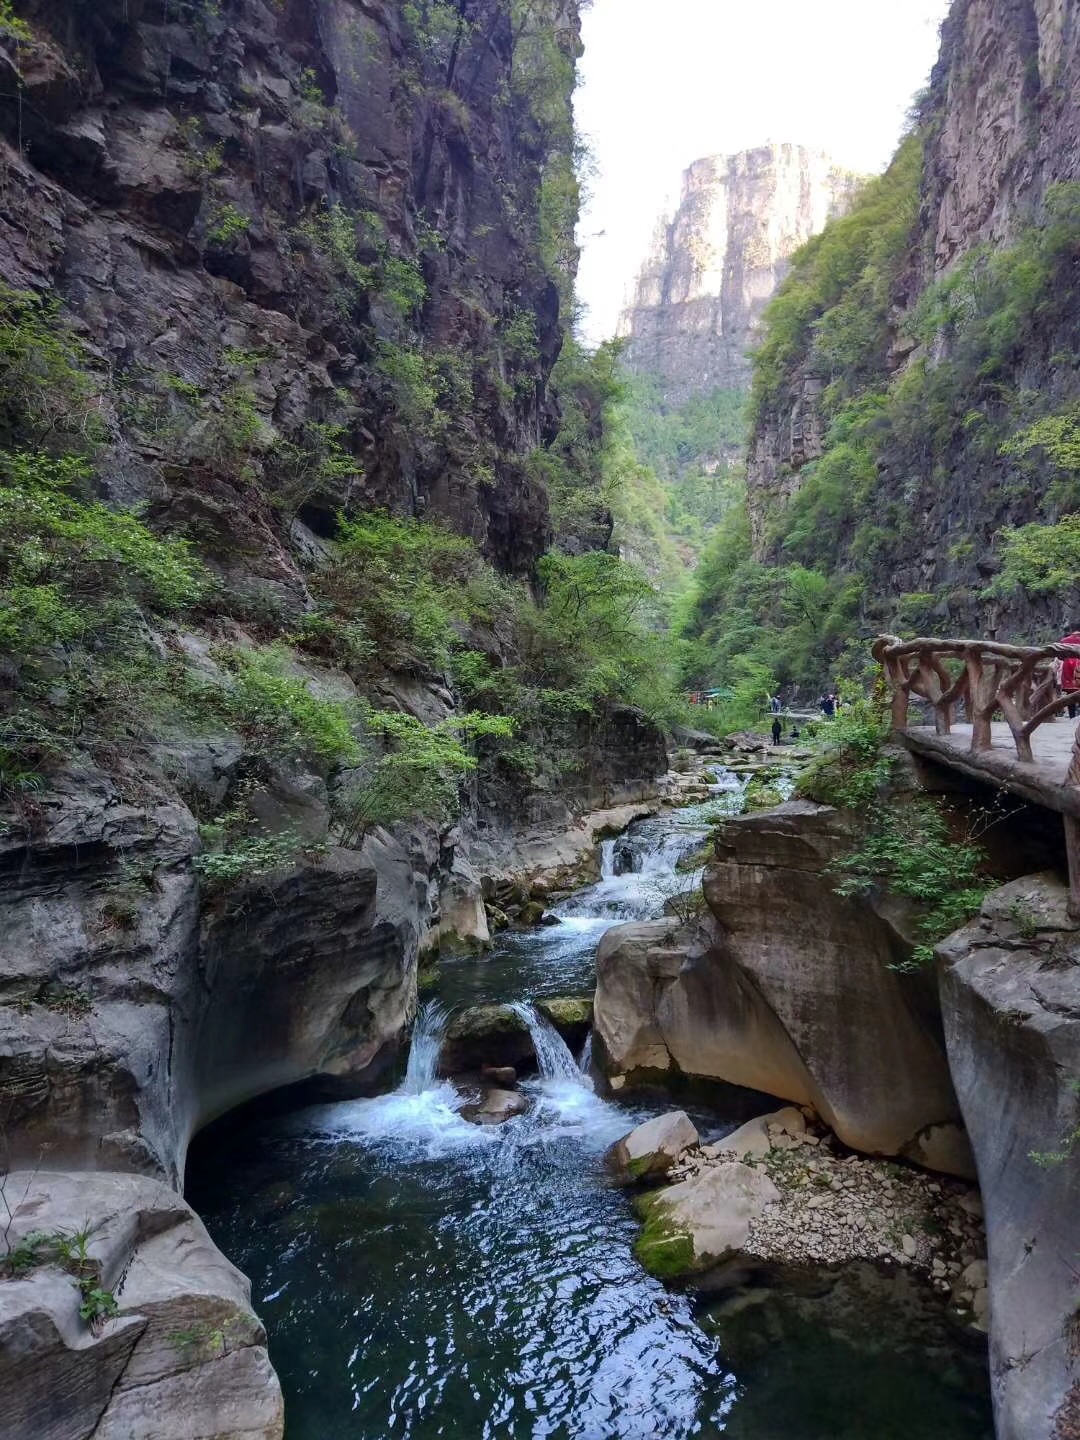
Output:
[902,719,1080,817]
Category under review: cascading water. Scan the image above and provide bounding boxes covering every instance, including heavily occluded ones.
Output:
[402,1000,450,1094]
[578,1031,593,1075]
[189,773,993,1440]
[512,1002,587,1084]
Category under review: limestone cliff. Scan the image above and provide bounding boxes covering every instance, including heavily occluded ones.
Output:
[743,0,1080,646]
[0,3,668,1433]
[618,145,860,406]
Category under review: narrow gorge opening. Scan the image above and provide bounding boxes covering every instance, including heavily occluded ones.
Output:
[2,1,1078,1438]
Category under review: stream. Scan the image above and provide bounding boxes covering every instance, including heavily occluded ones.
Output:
[187,789,993,1439]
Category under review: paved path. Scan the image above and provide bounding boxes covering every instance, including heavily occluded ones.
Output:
[902,720,1080,818]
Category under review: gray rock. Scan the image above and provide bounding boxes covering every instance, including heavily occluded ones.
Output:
[0,1171,283,1440]
[608,1111,699,1184]
[595,803,974,1176]
[939,873,1080,1439]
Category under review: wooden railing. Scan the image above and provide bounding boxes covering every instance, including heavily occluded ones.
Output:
[872,634,1080,775]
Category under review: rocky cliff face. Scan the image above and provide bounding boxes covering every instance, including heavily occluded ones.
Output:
[0,3,676,1433]
[593,801,975,1176]
[744,0,1080,644]
[1,0,569,577]
[921,0,1080,278]
[618,145,859,406]
[938,875,1080,1440]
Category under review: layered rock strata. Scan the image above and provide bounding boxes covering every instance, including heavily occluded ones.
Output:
[618,145,859,405]
[594,801,974,1176]
[938,874,1080,1440]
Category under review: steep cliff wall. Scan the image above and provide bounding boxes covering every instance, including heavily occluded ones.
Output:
[0,4,675,1432]
[618,145,860,407]
[1,0,572,576]
[738,0,1080,661]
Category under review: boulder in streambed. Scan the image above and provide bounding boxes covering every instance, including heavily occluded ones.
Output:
[535,994,594,1052]
[462,1087,529,1126]
[634,1164,780,1278]
[608,1110,700,1184]
[710,1106,807,1161]
[439,1004,533,1074]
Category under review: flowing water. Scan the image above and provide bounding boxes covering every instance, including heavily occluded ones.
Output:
[188,786,993,1439]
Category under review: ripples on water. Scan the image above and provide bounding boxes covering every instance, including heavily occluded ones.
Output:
[188,789,993,1440]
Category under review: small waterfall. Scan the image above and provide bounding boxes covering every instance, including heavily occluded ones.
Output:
[599,839,617,880]
[578,1032,593,1075]
[402,1000,451,1095]
[512,1003,584,1084]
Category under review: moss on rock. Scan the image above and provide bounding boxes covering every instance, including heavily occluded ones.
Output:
[632,1193,697,1279]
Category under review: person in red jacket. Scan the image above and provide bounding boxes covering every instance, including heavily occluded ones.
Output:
[1059,632,1080,718]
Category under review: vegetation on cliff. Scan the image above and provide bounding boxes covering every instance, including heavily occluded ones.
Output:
[0,0,687,850]
[678,114,1080,694]
[799,700,998,966]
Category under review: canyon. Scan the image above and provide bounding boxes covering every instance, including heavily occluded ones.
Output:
[618,143,859,408]
[1,0,1079,1437]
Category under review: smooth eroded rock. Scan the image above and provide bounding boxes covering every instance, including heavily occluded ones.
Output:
[938,874,1080,1440]
[633,1164,780,1279]
[0,1171,283,1440]
[607,1110,699,1184]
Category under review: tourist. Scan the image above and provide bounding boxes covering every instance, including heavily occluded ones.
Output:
[790,724,801,742]
[769,694,782,714]
[1059,632,1080,718]
[771,716,783,746]
[820,693,836,719]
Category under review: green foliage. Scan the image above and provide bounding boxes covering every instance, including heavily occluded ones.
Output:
[797,696,893,807]
[293,204,376,310]
[990,514,1080,598]
[206,202,250,247]
[208,648,362,768]
[751,136,919,426]
[310,511,479,673]
[1002,405,1080,473]
[334,708,512,843]
[832,799,994,967]
[0,1,32,40]
[0,285,103,452]
[540,339,624,549]
[194,827,321,888]
[77,1284,119,1325]
[0,450,202,659]
[269,419,361,518]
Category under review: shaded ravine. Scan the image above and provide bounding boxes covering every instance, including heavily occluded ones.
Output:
[187,793,993,1439]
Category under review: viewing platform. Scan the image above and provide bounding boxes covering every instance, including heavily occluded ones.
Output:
[873,634,1080,912]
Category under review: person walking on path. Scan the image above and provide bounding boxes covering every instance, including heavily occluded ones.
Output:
[771,717,783,746]
[1058,632,1080,717]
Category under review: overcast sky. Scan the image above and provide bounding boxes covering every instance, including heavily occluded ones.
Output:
[574,0,952,344]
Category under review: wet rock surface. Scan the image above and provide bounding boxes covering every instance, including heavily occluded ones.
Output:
[938,875,1080,1440]
[0,1170,283,1440]
[632,1108,989,1323]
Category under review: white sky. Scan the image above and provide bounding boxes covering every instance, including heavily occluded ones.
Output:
[574,0,953,344]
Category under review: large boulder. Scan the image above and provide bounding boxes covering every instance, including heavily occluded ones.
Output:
[938,875,1080,1440]
[439,1004,533,1075]
[0,1171,283,1440]
[594,803,974,1176]
[633,1164,780,1279]
[608,1110,699,1184]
